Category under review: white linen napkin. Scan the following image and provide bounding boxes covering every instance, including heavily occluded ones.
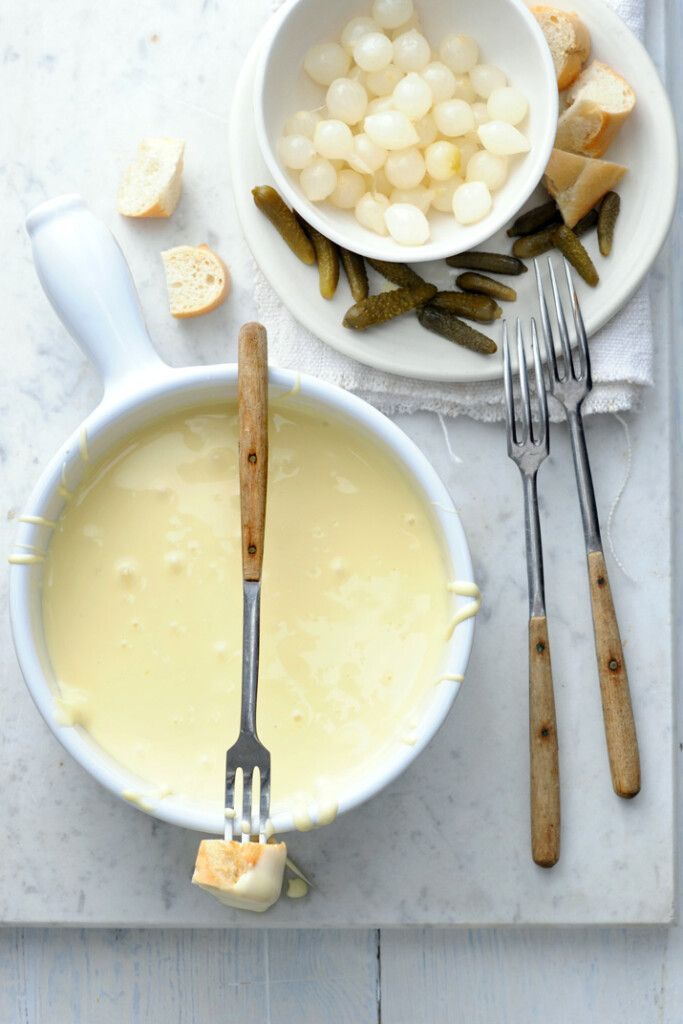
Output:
[255,0,651,420]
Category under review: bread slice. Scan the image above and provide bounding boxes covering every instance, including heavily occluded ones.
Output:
[543,147,626,227]
[530,7,591,90]
[161,244,230,318]
[192,840,287,912]
[117,138,186,218]
[555,61,635,158]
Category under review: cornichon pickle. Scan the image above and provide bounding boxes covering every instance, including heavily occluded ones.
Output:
[417,305,497,355]
[597,192,620,256]
[455,272,517,302]
[550,224,599,286]
[573,208,599,237]
[429,290,502,323]
[507,200,561,237]
[251,186,315,265]
[366,257,426,288]
[297,216,339,299]
[342,283,437,331]
[512,210,596,260]
[512,226,557,259]
[340,247,369,302]
[445,251,528,275]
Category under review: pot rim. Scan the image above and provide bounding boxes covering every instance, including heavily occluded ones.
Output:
[10,361,476,834]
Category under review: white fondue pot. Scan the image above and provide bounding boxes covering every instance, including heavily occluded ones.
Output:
[10,195,476,834]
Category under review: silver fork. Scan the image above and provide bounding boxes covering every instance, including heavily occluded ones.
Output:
[534,257,640,799]
[225,322,271,844]
[503,318,560,868]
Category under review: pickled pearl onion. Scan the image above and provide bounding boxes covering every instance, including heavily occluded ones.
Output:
[384,202,430,244]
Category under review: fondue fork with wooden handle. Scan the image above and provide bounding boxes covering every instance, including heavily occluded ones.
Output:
[535,258,640,799]
[503,318,560,869]
[225,322,271,844]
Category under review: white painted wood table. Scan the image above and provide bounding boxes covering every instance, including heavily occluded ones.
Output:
[1,0,681,1019]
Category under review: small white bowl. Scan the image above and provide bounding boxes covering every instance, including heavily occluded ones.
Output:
[254,0,558,263]
[10,196,478,835]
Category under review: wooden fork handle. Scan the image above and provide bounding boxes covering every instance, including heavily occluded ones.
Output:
[529,616,560,868]
[238,323,268,582]
[587,550,640,798]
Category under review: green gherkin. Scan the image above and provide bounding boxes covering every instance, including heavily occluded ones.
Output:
[573,208,599,237]
[251,186,315,265]
[551,224,599,286]
[455,272,517,302]
[445,251,528,275]
[507,200,561,237]
[339,248,369,302]
[366,258,426,288]
[342,283,437,331]
[296,216,340,299]
[597,192,620,256]
[428,291,502,323]
[417,305,497,355]
[512,226,557,259]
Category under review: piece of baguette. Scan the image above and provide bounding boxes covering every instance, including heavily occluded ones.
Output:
[161,244,230,318]
[543,147,626,227]
[530,7,591,90]
[117,138,186,218]
[554,61,635,158]
[192,840,287,912]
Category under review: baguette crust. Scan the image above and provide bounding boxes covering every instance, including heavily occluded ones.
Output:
[531,7,591,90]
[555,61,635,158]
[543,147,626,227]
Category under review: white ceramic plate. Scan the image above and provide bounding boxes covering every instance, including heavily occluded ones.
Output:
[230,0,678,383]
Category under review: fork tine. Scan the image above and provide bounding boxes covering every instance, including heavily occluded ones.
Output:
[562,258,592,387]
[516,318,533,444]
[239,765,252,835]
[258,764,270,839]
[533,259,558,389]
[547,258,575,380]
[530,318,548,448]
[502,321,517,447]
[225,759,237,838]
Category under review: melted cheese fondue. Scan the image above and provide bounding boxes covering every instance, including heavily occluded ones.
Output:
[42,400,454,820]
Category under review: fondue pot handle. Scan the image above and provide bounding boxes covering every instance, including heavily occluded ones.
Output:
[26,194,165,391]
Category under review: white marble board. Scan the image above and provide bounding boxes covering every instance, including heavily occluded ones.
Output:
[0,0,675,926]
